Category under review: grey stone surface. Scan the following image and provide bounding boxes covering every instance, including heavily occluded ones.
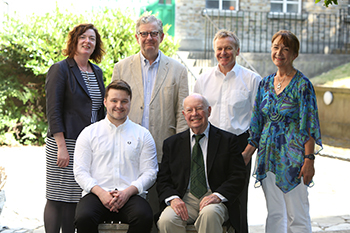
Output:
[0,145,349,233]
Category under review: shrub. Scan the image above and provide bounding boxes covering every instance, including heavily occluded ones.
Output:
[0,7,180,145]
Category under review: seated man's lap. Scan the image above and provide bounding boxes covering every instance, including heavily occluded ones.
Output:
[76,193,153,226]
[157,201,228,228]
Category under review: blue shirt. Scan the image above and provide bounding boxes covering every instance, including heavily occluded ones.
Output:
[248,70,322,193]
[140,51,161,129]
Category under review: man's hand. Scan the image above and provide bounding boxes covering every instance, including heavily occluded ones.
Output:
[98,190,114,210]
[298,159,315,185]
[109,186,138,213]
[170,198,189,221]
[199,194,221,211]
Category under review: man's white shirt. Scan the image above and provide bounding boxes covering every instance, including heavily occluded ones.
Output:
[74,117,158,198]
[194,63,261,136]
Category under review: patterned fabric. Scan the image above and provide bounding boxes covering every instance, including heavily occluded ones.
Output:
[81,71,103,123]
[46,137,82,202]
[248,70,322,193]
[45,71,102,202]
[190,134,207,199]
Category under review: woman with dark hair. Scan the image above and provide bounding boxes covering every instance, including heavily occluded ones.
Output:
[44,23,105,233]
[242,30,322,233]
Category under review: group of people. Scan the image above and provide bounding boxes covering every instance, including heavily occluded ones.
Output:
[44,14,322,233]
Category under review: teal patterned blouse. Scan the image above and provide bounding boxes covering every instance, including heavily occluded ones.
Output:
[248,70,322,193]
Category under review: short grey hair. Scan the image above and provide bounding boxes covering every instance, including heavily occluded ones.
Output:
[136,14,163,35]
[213,29,240,51]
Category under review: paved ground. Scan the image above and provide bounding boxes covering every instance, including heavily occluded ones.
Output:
[0,142,349,233]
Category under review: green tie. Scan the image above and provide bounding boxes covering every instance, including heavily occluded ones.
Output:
[190,134,207,199]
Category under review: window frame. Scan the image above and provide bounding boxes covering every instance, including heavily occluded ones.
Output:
[206,0,240,11]
[270,0,302,14]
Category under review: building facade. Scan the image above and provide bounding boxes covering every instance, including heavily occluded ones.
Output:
[176,0,350,53]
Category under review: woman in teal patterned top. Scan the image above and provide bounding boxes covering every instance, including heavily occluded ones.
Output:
[242,30,322,233]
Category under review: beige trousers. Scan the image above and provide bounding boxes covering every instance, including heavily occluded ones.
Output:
[157,190,229,233]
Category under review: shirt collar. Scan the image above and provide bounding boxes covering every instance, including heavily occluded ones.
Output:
[141,51,161,67]
[215,62,240,76]
[105,116,129,130]
[190,123,210,140]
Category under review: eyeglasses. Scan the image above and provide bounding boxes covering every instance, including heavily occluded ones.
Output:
[184,106,206,115]
[137,31,160,38]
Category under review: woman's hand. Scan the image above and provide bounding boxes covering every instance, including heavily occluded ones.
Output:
[54,132,69,168]
[298,159,315,185]
[300,135,315,185]
[57,147,70,168]
[242,144,257,166]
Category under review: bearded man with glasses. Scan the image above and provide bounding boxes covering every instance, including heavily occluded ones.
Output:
[111,14,189,233]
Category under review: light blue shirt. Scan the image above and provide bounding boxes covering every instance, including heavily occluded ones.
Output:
[140,51,161,129]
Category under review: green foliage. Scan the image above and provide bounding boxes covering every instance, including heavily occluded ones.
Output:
[315,0,338,7]
[0,7,180,145]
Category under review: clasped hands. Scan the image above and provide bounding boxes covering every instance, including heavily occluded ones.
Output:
[100,189,130,213]
[170,194,221,221]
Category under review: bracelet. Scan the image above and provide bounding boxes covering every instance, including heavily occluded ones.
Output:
[304,153,315,160]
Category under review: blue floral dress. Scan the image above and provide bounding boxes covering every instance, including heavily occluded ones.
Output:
[248,70,322,193]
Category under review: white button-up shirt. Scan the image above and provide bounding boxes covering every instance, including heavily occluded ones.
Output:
[194,63,261,136]
[74,117,158,198]
[140,51,160,129]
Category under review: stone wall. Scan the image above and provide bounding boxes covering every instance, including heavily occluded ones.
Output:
[176,0,349,51]
[175,0,205,50]
[315,86,350,141]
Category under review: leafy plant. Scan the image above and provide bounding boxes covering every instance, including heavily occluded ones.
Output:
[0,7,180,145]
[315,0,338,7]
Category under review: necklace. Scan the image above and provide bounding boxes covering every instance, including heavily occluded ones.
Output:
[78,65,89,75]
[276,68,294,91]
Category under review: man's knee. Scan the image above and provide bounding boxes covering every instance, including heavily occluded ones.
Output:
[126,197,153,228]
[198,204,227,222]
[157,206,184,229]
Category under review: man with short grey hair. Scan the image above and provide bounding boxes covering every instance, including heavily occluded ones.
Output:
[194,29,262,233]
[111,14,189,232]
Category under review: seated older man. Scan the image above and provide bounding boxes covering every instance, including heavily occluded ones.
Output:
[156,93,246,233]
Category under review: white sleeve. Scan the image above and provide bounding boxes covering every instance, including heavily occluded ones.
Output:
[130,130,158,194]
[73,128,98,194]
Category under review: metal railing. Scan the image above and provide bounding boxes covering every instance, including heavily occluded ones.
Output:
[201,8,350,59]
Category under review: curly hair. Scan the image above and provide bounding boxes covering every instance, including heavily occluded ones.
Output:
[136,14,163,35]
[63,23,105,63]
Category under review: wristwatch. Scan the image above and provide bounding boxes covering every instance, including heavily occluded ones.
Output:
[304,153,315,160]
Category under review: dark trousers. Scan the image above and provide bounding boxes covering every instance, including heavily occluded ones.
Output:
[75,193,153,233]
[237,131,251,233]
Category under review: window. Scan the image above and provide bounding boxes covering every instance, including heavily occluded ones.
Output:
[270,0,301,14]
[206,0,239,11]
